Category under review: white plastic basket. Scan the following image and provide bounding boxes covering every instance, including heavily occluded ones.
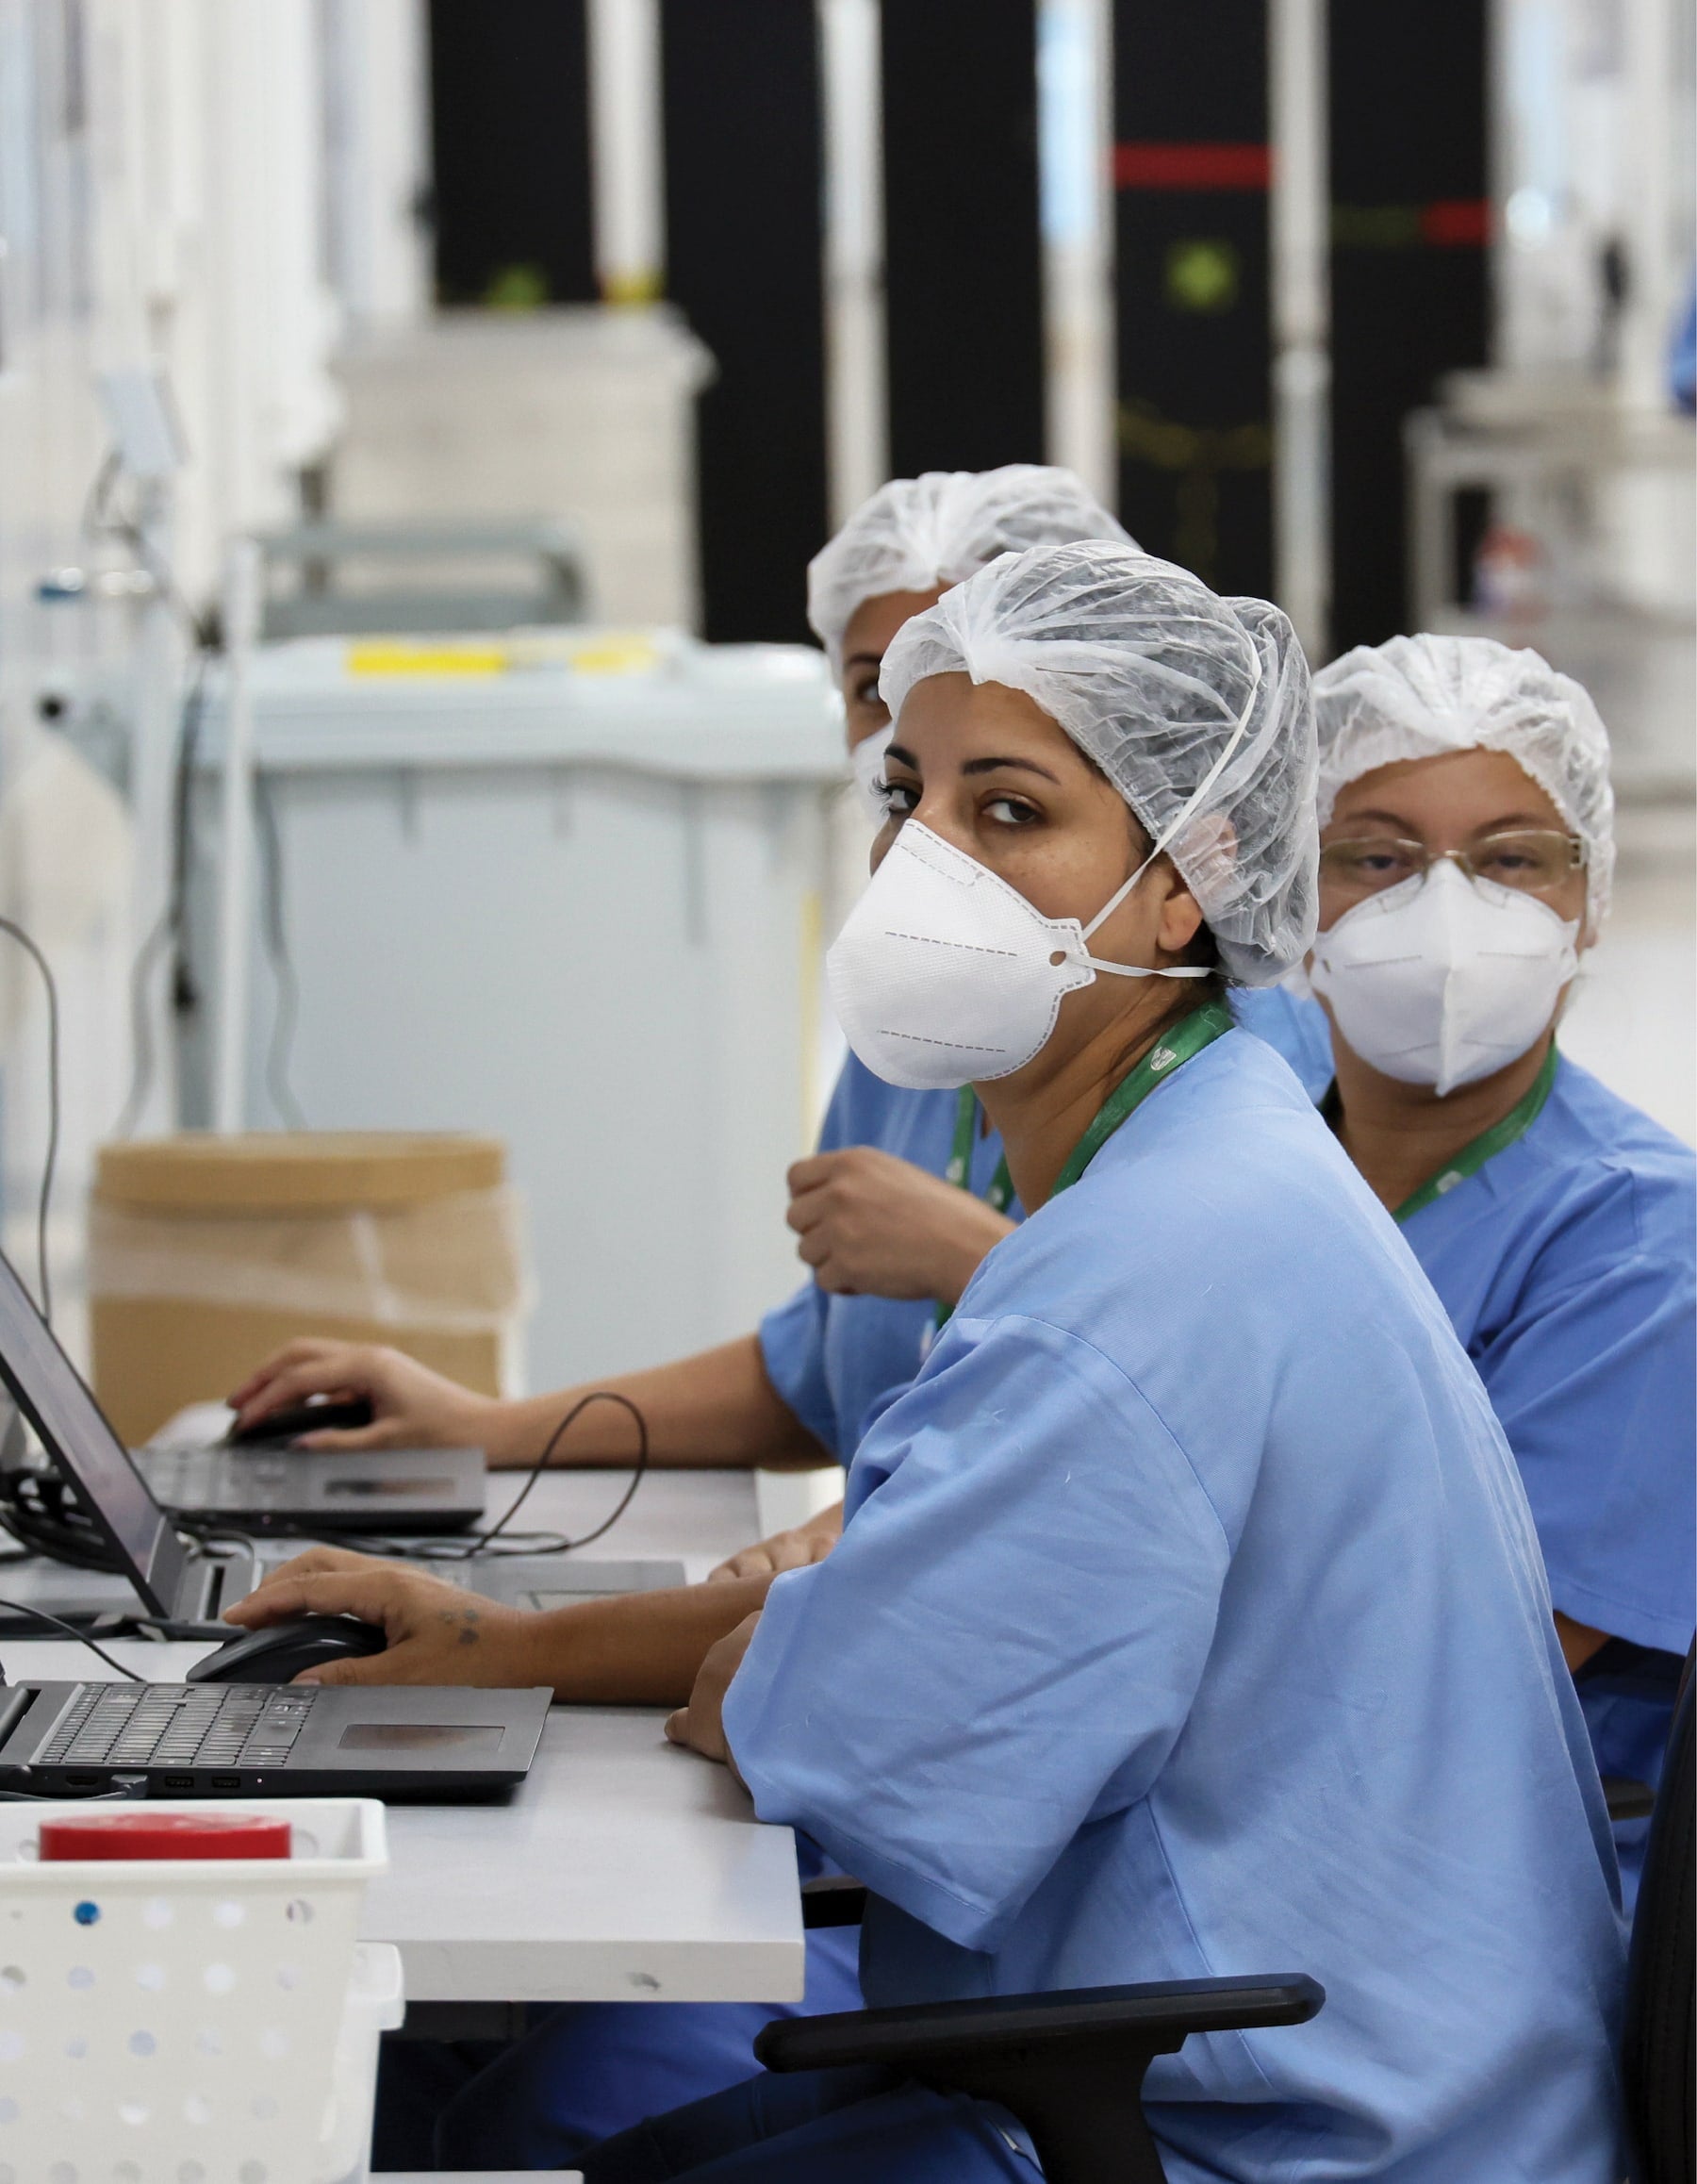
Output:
[0,1798,402,2184]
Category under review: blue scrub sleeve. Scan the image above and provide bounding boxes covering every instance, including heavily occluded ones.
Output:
[723,1314,1231,1957]
[1473,1248,1695,1657]
[756,1282,842,1459]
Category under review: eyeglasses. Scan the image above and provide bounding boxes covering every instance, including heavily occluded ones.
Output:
[1319,829,1586,902]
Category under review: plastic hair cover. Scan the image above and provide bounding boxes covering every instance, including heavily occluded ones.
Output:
[807,466,1133,669]
[1313,633,1616,927]
[880,541,1320,984]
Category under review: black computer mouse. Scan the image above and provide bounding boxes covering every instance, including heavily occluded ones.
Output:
[225,1397,375,1448]
[187,1615,390,1685]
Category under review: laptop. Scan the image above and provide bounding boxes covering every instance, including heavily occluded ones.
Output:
[132,1438,486,1534]
[0,1676,551,1799]
[0,1250,686,1624]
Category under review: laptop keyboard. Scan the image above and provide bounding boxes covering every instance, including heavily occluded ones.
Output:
[140,1448,284,1509]
[40,1684,318,1770]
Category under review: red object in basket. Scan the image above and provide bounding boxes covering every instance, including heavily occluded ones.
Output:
[39,1812,292,1861]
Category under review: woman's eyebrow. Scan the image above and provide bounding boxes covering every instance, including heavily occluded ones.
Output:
[842,650,882,675]
[961,755,1062,783]
[885,741,917,769]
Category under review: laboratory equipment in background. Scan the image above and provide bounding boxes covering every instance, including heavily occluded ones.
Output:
[326,309,714,630]
[189,628,846,1394]
[1407,371,1696,802]
[258,519,590,639]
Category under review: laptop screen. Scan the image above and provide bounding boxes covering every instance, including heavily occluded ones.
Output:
[0,1249,185,1613]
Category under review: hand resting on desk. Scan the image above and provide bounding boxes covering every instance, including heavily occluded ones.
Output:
[223,1545,777,1707]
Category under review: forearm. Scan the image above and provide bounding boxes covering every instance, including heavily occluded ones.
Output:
[515,1576,775,1705]
[483,1333,829,1471]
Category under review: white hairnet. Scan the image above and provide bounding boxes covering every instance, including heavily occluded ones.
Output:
[807,466,1134,669]
[880,542,1319,984]
[1313,633,1615,927]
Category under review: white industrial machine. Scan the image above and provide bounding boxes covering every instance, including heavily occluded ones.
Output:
[192,628,848,1391]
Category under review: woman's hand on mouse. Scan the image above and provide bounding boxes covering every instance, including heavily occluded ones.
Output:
[221,1547,540,1688]
[224,1341,499,1453]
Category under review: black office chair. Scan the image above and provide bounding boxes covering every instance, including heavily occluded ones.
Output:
[1622,1646,1694,2184]
[770,1659,1695,2184]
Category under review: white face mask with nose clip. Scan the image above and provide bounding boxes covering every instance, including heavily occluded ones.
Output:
[1310,855,1580,1097]
[826,652,1261,1092]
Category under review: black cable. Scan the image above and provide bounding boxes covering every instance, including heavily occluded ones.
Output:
[0,919,60,1324]
[464,1389,651,1557]
[113,657,207,1139]
[173,1390,651,1565]
[254,771,307,1129]
[0,1597,145,1679]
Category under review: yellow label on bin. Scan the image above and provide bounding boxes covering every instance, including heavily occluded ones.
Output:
[347,641,508,678]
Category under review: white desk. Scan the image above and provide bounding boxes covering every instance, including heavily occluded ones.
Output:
[0,1639,805,2008]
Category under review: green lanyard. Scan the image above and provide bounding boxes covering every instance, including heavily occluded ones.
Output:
[1051,1000,1235,1197]
[947,1089,1014,1213]
[1321,1041,1559,1223]
[933,1001,1233,1330]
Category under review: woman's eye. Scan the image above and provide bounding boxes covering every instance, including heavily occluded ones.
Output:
[984,796,1041,826]
[852,680,887,719]
[881,780,919,815]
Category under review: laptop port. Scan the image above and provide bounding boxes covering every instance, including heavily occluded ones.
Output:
[64,1773,99,1789]
[210,1775,240,1790]
[161,1775,194,1790]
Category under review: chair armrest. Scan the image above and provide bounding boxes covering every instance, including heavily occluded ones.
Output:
[1603,1776,1655,1822]
[756,1971,1323,2076]
[800,1875,868,1928]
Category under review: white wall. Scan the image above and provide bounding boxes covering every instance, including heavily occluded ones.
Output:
[0,0,385,1345]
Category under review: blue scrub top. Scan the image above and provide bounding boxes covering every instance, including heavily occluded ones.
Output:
[1245,987,1697,1895]
[727,1030,1624,2184]
[758,1054,1020,1462]
[759,999,1316,1464]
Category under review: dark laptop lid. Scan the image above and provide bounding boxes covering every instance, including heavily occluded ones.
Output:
[0,1249,187,1615]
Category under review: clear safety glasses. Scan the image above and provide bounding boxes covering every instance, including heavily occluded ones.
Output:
[1319,828,1587,903]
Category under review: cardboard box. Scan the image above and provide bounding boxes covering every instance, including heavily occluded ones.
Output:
[89,1133,528,1445]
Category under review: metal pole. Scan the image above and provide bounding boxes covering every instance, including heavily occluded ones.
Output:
[819,0,888,526]
[1269,0,1331,660]
[586,0,666,304]
[212,538,262,1134]
[1039,0,1116,504]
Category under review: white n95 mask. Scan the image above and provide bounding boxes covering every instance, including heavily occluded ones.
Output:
[826,819,1206,1091]
[848,725,896,824]
[1309,856,1579,1097]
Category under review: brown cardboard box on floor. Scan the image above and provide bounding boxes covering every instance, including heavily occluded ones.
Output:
[89,1133,529,1446]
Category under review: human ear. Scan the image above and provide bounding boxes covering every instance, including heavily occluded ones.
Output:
[1153,863,1205,956]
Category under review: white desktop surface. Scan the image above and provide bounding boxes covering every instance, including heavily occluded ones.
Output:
[0,1628,805,2007]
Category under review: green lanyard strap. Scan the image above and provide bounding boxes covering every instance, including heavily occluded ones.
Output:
[1051,1000,1235,1196]
[1319,1040,1559,1222]
[933,1001,1233,1330]
[947,1089,1014,1214]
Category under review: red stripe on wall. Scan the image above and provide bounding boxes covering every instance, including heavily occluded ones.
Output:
[1113,141,1271,192]
[1420,198,1490,246]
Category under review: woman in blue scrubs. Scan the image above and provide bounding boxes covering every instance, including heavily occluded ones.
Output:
[1239,633,1694,1910]
[232,469,1129,2171]
[611,545,1625,2183]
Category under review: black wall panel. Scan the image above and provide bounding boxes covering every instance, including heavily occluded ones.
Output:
[1113,0,1272,598]
[881,0,1045,477]
[661,0,827,643]
[426,0,596,306]
[1329,0,1489,650]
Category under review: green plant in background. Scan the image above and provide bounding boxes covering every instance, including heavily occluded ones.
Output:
[1164,239,1240,316]
[484,262,551,311]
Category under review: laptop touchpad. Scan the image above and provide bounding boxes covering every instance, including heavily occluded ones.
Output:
[338,1723,507,1752]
